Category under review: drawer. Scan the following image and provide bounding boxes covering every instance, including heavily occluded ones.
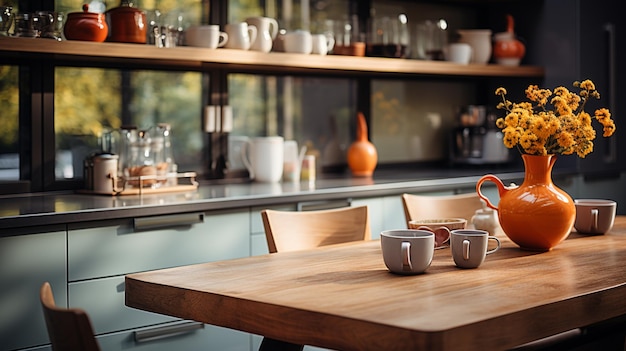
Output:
[68,209,250,281]
[97,320,251,351]
[0,230,66,351]
[69,276,175,334]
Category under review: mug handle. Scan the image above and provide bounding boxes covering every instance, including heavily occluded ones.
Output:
[247,25,258,47]
[218,32,228,47]
[591,209,599,232]
[326,35,335,51]
[401,241,412,271]
[486,236,501,255]
[417,226,450,248]
[268,18,279,39]
[240,140,255,179]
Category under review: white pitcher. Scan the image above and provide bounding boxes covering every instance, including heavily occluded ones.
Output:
[245,16,278,53]
[224,22,257,50]
[241,136,284,182]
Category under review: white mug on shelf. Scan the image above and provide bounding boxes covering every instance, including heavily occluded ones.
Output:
[444,43,472,64]
[311,34,335,55]
[283,30,313,54]
[224,22,257,50]
[185,25,228,49]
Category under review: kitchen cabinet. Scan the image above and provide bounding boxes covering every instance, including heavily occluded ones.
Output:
[65,209,251,351]
[0,226,66,351]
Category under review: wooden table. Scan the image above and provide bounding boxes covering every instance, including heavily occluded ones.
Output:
[126,216,626,351]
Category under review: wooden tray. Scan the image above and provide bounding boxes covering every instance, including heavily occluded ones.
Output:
[79,172,199,196]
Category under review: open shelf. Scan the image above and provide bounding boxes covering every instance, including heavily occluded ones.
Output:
[0,36,544,78]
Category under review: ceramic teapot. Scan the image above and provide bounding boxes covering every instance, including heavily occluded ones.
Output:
[64,4,108,42]
[106,0,147,44]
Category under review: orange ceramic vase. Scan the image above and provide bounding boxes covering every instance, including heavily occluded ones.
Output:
[347,112,377,177]
[493,14,526,66]
[476,154,575,251]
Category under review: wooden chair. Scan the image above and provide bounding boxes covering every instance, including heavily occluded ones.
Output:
[40,282,101,351]
[261,205,371,253]
[401,192,484,227]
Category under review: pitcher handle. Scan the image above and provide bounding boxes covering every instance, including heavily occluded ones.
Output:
[476,174,507,211]
[268,18,279,39]
[241,140,255,179]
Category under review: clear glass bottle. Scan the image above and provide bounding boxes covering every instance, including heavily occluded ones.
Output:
[119,125,137,179]
[155,123,177,186]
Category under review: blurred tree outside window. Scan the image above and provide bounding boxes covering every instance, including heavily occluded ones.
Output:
[0,66,19,181]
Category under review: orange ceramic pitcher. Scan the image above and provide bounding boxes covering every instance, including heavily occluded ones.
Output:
[476,154,575,251]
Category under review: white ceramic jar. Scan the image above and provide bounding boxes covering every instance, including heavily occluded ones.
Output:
[471,206,500,235]
[457,29,492,64]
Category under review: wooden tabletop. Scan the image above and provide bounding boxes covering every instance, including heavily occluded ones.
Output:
[126,216,626,351]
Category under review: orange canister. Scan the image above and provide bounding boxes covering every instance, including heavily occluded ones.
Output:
[64,4,108,42]
[106,0,146,44]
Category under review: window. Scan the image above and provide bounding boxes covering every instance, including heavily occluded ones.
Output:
[0,65,19,181]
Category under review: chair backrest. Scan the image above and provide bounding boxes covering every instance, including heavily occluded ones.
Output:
[401,192,484,227]
[40,282,101,351]
[261,205,371,253]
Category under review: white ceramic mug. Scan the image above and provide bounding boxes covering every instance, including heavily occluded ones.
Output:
[185,25,228,49]
[450,229,500,269]
[574,199,617,234]
[380,229,434,275]
[283,30,313,54]
[245,16,278,53]
[444,42,472,64]
[241,136,284,182]
[224,22,257,50]
[311,34,335,55]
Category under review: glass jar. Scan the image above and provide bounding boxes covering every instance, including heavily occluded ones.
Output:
[127,130,158,188]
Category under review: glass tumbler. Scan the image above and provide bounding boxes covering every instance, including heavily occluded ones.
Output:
[0,6,13,36]
[14,12,39,38]
[36,11,65,41]
[366,13,409,58]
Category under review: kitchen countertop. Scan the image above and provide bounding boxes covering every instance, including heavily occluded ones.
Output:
[0,166,542,231]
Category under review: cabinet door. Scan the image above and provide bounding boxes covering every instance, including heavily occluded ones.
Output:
[97,320,250,351]
[0,228,66,351]
[68,209,250,281]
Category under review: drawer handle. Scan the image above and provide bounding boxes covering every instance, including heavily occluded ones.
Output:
[297,199,351,211]
[133,213,204,231]
[134,321,204,343]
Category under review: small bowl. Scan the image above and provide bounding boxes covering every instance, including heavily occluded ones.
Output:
[408,218,467,231]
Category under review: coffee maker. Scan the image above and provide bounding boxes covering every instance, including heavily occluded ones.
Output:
[450,105,510,164]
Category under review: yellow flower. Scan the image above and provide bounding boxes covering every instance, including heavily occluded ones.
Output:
[495,80,616,158]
